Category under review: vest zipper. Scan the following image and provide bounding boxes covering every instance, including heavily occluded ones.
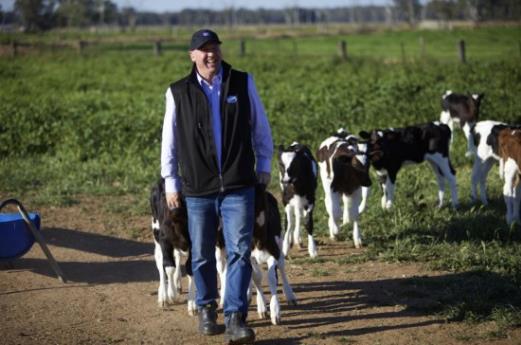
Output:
[219,174,224,192]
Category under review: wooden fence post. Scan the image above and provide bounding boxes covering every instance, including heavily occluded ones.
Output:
[154,41,162,56]
[77,40,86,55]
[338,40,347,60]
[10,41,18,57]
[240,39,246,57]
[458,39,466,63]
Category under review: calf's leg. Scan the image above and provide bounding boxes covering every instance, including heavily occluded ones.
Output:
[349,189,363,248]
[282,204,294,256]
[503,158,518,225]
[305,210,317,258]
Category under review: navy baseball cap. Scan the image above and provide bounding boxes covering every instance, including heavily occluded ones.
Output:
[190,29,222,50]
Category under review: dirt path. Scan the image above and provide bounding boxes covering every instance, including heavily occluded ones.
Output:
[1,201,520,345]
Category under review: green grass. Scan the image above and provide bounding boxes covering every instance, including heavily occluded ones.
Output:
[311,268,332,277]
[3,25,519,61]
[225,26,521,61]
[1,25,521,330]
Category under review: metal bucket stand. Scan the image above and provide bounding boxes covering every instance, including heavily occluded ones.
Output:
[0,198,67,283]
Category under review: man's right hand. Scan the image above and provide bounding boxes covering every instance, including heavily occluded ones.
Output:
[166,192,182,209]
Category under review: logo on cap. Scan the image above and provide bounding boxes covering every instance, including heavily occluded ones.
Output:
[203,31,210,36]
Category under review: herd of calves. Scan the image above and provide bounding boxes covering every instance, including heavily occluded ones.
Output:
[149,90,520,325]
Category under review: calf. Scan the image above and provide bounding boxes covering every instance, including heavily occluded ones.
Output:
[486,124,521,180]
[360,122,459,209]
[151,181,296,324]
[439,90,484,156]
[216,184,297,325]
[278,142,318,258]
[317,129,372,248]
[468,120,506,205]
[496,128,521,225]
[150,179,196,315]
[251,184,297,325]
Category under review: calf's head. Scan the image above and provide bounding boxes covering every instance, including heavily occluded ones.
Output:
[359,129,387,168]
[469,93,485,121]
[330,141,372,193]
[278,142,314,185]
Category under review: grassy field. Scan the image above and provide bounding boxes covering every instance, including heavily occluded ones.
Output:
[1,25,521,334]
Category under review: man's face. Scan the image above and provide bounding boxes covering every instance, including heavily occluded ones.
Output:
[190,42,222,77]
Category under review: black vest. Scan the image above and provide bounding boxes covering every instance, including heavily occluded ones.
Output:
[170,61,256,196]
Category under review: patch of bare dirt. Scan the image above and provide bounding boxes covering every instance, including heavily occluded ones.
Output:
[1,199,520,345]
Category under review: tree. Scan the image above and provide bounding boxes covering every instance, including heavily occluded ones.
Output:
[393,0,421,25]
[119,6,137,31]
[425,0,461,20]
[92,0,117,25]
[14,0,56,32]
[56,0,95,27]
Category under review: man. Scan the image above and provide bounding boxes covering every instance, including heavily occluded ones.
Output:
[161,29,273,344]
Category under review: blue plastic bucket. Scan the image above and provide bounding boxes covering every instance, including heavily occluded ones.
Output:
[0,212,40,261]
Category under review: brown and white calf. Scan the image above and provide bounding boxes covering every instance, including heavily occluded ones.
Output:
[468,120,506,205]
[360,122,459,209]
[496,127,521,225]
[439,90,484,156]
[217,184,297,325]
[317,129,372,248]
[278,142,318,258]
[150,179,196,315]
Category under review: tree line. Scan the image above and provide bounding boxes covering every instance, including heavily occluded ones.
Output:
[1,0,520,32]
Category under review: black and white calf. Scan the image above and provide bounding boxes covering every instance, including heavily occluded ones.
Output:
[468,120,506,205]
[217,184,297,325]
[317,129,372,248]
[150,179,196,315]
[439,90,484,156]
[360,122,459,209]
[278,142,318,258]
[251,184,297,325]
[151,180,296,324]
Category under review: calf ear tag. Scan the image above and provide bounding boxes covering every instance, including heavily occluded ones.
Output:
[226,95,238,104]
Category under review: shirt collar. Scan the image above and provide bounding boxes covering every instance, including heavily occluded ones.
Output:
[196,67,222,88]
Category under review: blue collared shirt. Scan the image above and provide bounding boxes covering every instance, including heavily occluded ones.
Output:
[161,67,273,193]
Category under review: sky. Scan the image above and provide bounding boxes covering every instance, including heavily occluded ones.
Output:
[1,0,393,12]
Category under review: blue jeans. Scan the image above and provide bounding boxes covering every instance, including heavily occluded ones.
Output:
[185,186,254,318]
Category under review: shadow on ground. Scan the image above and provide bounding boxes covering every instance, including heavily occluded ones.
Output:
[42,227,152,257]
[2,227,520,344]
[1,227,155,284]
[249,270,520,344]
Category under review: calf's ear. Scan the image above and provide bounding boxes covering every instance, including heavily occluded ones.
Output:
[316,147,327,162]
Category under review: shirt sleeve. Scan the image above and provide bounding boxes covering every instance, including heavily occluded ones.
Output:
[248,74,273,174]
[161,87,182,193]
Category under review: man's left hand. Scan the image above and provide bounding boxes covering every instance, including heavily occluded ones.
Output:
[257,172,271,186]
